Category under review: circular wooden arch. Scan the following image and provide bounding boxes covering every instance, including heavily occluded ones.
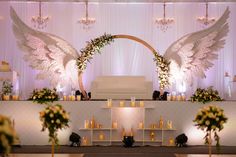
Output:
[78,34,159,99]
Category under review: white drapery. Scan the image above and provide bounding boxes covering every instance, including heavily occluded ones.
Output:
[0,1,235,99]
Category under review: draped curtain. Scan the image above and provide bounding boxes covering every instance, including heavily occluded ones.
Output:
[0,1,235,99]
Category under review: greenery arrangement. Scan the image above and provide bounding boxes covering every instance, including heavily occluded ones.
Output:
[193,105,227,147]
[190,86,223,104]
[0,115,18,155]
[77,33,114,73]
[39,104,70,145]
[1,80,13,95]
[29,88,59,104]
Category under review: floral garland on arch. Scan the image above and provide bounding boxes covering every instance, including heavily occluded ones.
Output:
[76,33,170,89]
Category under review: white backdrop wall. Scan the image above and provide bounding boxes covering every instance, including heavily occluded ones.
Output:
[0,2,235,99]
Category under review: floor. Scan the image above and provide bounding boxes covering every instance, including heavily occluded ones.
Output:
[11,145,236,157]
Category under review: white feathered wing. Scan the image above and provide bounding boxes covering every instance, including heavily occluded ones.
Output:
[10,7,79,88]
[164,7,230,86]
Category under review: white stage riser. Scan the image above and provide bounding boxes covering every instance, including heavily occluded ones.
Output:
[0,101,235,146]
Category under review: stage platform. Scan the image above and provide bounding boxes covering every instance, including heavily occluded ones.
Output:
[10,145,236,157]
[0,101,236,146]
[176,155,236,157]
[8,154,84,157]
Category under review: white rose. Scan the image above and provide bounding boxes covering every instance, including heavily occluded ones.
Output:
[50,113,54,118]
[205,120,210,125]
[56,119,60,124]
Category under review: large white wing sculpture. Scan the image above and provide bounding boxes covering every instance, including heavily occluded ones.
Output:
[10,6,230,92]
[164,8,230,87]
[10,7,79,89]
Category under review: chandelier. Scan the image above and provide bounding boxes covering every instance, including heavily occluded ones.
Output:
[155,2,174,32]
[31,1,50,29]
[78,1,96,30]
[197,2,215,26]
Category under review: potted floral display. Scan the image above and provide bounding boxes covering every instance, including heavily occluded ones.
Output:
[193,105,228,156]
[39,104,69,157]
[1,80,13,101]
[29,88,59,105]
[0,115,18,156]
[190,86,223,104]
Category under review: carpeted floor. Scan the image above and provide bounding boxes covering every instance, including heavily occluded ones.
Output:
[11,145,236,157]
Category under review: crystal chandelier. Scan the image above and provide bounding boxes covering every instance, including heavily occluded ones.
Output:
[197,2,215,26]
[31,1,50,29]
[78,1,96,30]
[155,2,174,32]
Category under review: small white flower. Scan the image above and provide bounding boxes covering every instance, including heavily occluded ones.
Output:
[56,119,60,124]
[205,120,210,125]
[50,113,54,118]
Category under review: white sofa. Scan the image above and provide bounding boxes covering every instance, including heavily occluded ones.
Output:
[90,76,153,99]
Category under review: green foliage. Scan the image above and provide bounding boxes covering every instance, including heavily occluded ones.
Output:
[77,33,114,72]
[28,88,59,104]
[2,80,13,95]
[190,87,223,104]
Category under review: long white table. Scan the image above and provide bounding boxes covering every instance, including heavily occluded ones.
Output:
[0,101,235,146]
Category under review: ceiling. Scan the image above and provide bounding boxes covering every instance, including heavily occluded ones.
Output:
[3,0,236,2]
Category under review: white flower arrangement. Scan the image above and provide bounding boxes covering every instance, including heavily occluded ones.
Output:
[193,105,228,147]
[0,115,18,155]
[39,104,69,145]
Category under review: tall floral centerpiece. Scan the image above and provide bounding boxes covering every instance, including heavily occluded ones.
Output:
[193,105,228,156]
[0,115,18,156]
[29,88,59,105]
[39,104,69,157]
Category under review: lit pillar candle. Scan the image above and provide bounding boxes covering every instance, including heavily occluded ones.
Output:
[139,122,144,129]
[167,94,171,101]
[3,95,10,101]
[169,138,175,146]
[107,99,112,107]
[82,137,88,145]
[63,95,67,101]
[181,94,186,101]
[76,95,81,101]
[131,101,135,107]
[12,95,19,101]
[172,95,176,101]
[71,95,75,101]
[99,132,105,140]
[112,121,118,129]
[84,120,90,129]
[139,101,144,107]
[177,95,182,101]
[119,101,125,107]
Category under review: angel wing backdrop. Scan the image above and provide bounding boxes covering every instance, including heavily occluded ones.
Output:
[0,2,235,99]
